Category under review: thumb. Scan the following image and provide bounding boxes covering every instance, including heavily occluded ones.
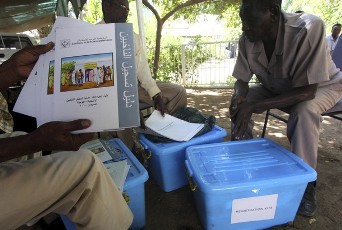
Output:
[67,119,92,132]
[35,42,55,55]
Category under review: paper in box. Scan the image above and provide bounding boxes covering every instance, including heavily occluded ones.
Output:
[107,138,149,230]
[139,125,227,192]
[185,138,317,230]
[61,138,148,230]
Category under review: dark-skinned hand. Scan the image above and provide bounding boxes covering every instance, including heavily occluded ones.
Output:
[30,119,94,152]
[152,93,166,116]
[230,101,255,140]
[229,94,247,120]
[1,42,55,84]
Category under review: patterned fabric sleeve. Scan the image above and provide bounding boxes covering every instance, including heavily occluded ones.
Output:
[0,93,13,133]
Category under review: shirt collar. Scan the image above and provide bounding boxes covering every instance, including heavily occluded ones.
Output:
[273,12,286,56]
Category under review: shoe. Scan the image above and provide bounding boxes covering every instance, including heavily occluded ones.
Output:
[297,181,317,217]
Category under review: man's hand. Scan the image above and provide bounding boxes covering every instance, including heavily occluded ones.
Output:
[0,42,54,88]
[152,93,166,116]
[230,101,255,140]
[229,94,247,119]
[30,119,94,151]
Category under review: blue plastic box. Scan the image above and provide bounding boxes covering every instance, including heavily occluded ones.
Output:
[61,138,149,230]
[185,138,317,230]
[139,125,227,192]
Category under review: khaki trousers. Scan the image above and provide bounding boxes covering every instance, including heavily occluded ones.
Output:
[138,82,187,115]
[0,133,133,229]
[241,84,342,169]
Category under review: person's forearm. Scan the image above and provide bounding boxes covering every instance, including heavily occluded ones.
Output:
[0,60,20,91]
[0,132,41,162]
[252,84,318,113]
[234,79,249,97]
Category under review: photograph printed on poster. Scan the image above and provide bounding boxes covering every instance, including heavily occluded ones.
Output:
[59,52,114,92]
[47,60,54,95]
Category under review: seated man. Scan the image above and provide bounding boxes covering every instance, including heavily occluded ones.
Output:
[0,43,133,229]
[326,23,341,55]
[229,0,342,217]
[101,0,188,148]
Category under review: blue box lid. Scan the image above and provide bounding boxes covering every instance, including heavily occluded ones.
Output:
[185,138,317,193]
[139,125,227,155]
[104,138,149,189]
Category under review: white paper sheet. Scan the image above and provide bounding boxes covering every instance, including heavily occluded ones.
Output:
[231,194,278,224]
[80,139,130,193]
[80,139,113,162]
[13,17,92,119]
[36,35,56,127]
[12,58,41,117]
[106,160,130,193]
[145,110,204,142]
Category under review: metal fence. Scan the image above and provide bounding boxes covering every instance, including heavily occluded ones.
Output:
[147,41,239,88]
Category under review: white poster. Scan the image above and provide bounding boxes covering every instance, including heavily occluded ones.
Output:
[13,18,139,133]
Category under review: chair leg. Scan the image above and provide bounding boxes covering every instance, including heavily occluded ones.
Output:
[262,109,271,138]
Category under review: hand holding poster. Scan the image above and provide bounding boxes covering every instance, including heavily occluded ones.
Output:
[14,17,140,133]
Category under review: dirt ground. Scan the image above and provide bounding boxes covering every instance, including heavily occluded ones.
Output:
[19,88,341,230]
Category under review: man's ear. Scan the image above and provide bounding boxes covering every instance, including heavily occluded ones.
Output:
[270,1,281,15]
[270,3,280,21]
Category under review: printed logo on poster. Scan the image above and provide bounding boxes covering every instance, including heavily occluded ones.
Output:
[60,39,70,48]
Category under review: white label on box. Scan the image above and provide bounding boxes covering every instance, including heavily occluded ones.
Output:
[231,194,278,224]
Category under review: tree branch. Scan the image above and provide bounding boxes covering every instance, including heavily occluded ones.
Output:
[142,0,161,21]
[163,0,212,23]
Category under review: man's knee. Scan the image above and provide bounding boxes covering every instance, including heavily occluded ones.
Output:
[174,84,187,100]
[53,149,101,172]
[178,84,187,95]
[69,149,98,163]
[290,100,319,118]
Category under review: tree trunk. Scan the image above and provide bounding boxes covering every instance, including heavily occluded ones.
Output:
[153,20,164,79]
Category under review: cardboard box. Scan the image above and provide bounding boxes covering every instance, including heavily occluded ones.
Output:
[139,125,227,192]
[61,138,149,230]
[185,138,317,230]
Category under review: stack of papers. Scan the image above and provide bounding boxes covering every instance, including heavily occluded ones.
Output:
[144,110,204,141]
[105,160,130,193]
[80,139,130,193]
[14,17,140,133]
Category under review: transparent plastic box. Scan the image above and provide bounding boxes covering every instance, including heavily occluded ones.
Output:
[185,138,317,230]
[61,138,148,230]
[139,125,227,192]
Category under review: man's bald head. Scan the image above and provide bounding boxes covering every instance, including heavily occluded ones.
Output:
[239,0,281,42]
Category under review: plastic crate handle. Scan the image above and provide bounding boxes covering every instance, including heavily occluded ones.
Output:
[138,138,149,150]
[138,138,152,160]
[185,160,197,192]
